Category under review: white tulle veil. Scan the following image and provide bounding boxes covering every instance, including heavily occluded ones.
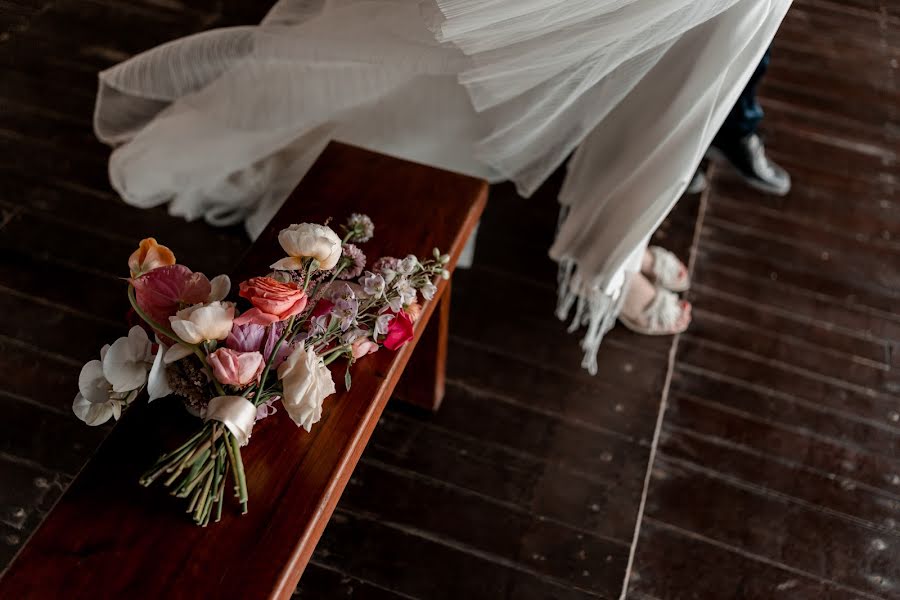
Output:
[94,0,792,372]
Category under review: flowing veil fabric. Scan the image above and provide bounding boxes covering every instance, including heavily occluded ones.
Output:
[94,0,792,372]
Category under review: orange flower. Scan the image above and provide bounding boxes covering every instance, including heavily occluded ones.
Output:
[233,276,308,326]
[128,238,175,278]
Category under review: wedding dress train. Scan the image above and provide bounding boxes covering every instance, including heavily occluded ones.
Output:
[94,0,792,372]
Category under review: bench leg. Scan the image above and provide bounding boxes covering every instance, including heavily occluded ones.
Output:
[395,282,451,412]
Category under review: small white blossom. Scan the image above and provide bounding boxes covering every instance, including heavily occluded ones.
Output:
[360,271,386,298]
[398,255,419,275]
[421,281,438,301]
[375,313,394,336]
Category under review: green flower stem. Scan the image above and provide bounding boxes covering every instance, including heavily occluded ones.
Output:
[215,451,228,523]
[187,481,204,514]
[322,345,348,366]
[193,467,214,524]
[223,431,239,497]
[229,433,249,513]
[177,455,213,498]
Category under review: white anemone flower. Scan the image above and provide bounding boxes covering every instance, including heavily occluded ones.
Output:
[73,348,140,426]
[102,326,153,392]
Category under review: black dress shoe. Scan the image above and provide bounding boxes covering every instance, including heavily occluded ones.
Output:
[708,133,791,196]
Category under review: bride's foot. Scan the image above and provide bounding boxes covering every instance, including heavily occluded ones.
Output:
[619,272,691,335]
[641,246,690,292]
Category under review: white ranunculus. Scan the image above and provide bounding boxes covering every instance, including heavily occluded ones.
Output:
[72,359,137,426]
[169,301,235,344]
[271,223,342,271]
[277,346,336,432]
[102,326,153,393]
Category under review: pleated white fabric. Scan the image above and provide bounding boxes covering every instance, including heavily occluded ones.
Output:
[94,0,792,372]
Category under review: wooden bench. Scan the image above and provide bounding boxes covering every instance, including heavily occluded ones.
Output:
[0,142,488,599]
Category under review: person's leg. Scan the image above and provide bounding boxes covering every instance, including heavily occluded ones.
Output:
[713,49,769,144]
[707,48,791,195]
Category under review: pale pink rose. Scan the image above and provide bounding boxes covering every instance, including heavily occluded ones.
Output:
[208,348,265,387]
[351,337,379,359]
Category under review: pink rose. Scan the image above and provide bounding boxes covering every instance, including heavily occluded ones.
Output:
[383,311,414,351]
[208,348,264,387]
[351,337,379,359]
[234,277,308,326]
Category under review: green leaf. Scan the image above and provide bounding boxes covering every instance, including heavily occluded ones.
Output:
[345,366,352,391]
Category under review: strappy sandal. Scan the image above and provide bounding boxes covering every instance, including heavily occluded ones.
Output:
[644,246,690,293]
[619,287,691,336]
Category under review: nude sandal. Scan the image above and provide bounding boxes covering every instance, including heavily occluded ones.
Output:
[644,246,690,292]
[619,287,691,336]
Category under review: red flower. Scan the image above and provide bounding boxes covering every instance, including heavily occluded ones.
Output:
[234,277,308,326]
[383,311,414,351]
[311,300,334,318]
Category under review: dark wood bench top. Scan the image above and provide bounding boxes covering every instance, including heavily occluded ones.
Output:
[0,142,487,599]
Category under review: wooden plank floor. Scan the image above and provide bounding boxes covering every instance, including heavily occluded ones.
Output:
[1,1,896,599]
[627,2,900,598]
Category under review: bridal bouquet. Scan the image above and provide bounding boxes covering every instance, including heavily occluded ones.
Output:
[72,214,449,525]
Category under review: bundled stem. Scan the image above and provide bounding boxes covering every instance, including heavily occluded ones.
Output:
[139,423,244,526]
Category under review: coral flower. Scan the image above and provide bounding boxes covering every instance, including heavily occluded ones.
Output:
[128,238,176,278]
[234,277,308,326]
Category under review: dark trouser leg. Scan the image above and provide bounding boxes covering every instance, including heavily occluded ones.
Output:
[713,48,770,150]
[706,47,790,196]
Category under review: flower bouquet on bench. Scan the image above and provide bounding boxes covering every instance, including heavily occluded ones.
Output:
[72,214,449,526]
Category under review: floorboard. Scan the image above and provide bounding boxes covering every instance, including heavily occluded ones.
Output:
[627,2,900,597]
